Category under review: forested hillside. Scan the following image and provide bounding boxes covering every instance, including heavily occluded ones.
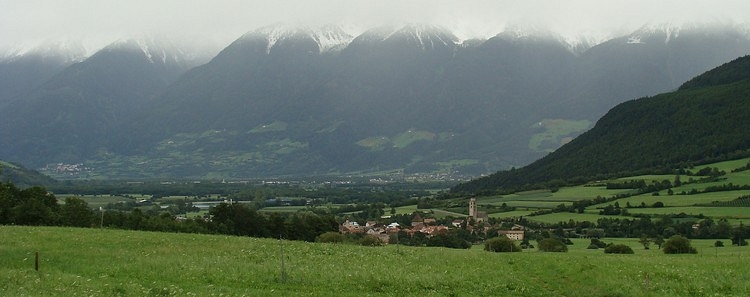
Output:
[453,55,750,194]
[0,160,55,188]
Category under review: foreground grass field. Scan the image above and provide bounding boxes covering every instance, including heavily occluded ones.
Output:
[2,226,748,296]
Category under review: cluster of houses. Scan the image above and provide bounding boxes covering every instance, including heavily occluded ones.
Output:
[42,162,91,175]
[339,212,453,243]
[339,198,526,243]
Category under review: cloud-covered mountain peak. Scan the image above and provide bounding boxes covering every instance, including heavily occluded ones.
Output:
[627,22,684,44]
[2,39,88,63]
[101,37,207,67]
[391,24,459,49]
[308,25,356,52]
[248,24,354,54]
[352,24,459,51]
[497,23,554,40]
[625,21,749,45]
[495,23,605,54]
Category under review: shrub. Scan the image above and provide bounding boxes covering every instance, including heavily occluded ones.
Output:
[714,240,724,247]
[315,231,346,243]
[426,232,471,249]
[359,235,383,247]
[484,236,521,253]
[589,238,608,249]
[604,244,634,254]
[663,235,697,254]
[538,238,568,252]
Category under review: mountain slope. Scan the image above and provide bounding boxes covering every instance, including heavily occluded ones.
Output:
[0,39,199,166]
[453,55,750,194]
[562,24,750,118]
[0,41,86,109]
[0,160,56,187]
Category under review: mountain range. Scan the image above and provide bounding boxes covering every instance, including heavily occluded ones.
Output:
[1,23,750,179]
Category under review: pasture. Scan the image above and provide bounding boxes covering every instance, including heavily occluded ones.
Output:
[2,226,748,297]
[463,157,750,225]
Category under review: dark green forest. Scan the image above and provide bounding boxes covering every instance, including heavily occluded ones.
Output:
[453,55,750,194]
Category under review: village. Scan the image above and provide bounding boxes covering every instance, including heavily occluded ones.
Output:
[338,198,526,244]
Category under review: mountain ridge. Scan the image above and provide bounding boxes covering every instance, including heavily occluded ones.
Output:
[2,24,750,179]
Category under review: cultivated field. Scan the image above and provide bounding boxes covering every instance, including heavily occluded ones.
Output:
[2,226,748,296]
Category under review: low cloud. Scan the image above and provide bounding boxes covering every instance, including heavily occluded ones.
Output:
[1,0,749,54]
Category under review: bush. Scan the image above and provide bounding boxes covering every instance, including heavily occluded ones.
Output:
[714,240,724,247]
[484,236,521,252]
[538,238,568,252]
[732,236,748,246]
[315,231,346,243]
[663,235,697,254]
[426,232,471,249]
[604,244,634,254]
[360,235,383,247]
[589,238,608,249]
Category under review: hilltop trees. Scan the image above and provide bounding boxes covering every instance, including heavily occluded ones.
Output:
[0,182,98,228]
[61,197,95,227]
[0,184,59,225]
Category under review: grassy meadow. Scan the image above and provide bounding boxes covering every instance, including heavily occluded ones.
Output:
[470,157,750,225]
[2,226,749,297]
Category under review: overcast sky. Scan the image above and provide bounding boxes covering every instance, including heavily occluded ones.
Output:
[2,0,750,54]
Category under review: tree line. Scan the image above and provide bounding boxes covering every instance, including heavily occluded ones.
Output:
[0,181,338,242]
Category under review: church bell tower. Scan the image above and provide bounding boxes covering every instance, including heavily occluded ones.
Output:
[469,197,477,219]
